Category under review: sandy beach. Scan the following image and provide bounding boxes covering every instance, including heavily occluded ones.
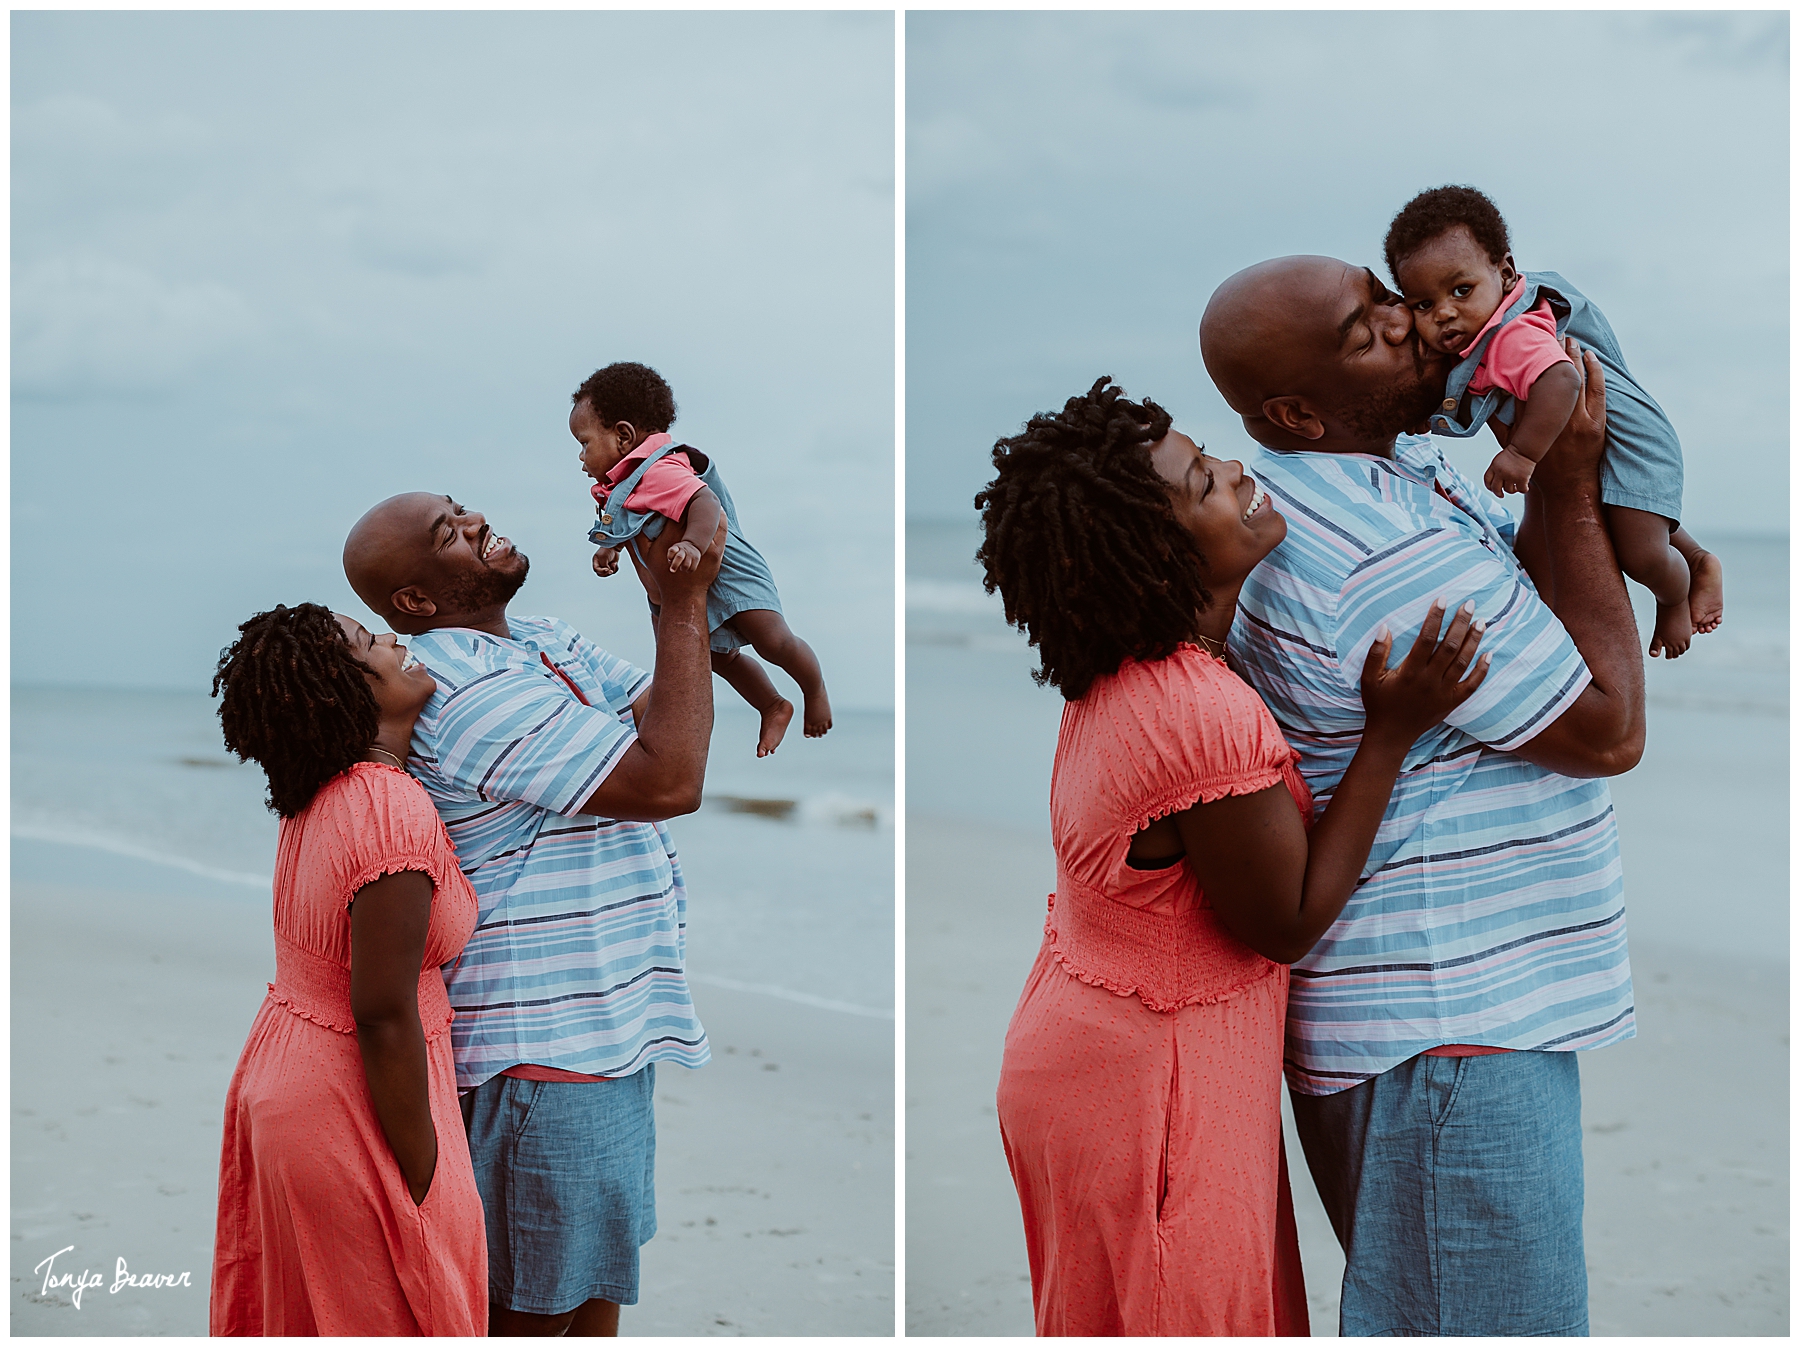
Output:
[904,816,1787,1336]
[11,840,893,1336]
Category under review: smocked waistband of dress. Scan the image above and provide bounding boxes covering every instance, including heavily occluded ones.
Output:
[267,931,455,1038]
[1047,871,1278,1013]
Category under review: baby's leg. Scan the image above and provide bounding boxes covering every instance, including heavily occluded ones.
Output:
[1607,505,1691,658]
[723,609,832,737]
[711,649,794,757]
[1671,526,1725,635]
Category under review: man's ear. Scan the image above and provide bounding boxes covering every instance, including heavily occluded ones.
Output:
[390,587,438,620]
[1262,396,1326,441]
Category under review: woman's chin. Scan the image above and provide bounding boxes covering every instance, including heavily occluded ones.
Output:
[1253,510,1289,561]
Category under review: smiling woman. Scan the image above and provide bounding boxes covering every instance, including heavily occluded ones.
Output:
[975,377,1490,1334]
[207,601,489,1334]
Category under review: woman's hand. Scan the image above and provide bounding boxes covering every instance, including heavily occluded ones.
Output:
[1359,596,1491,749]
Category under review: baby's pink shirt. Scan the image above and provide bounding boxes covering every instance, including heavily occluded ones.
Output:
[590,432,707,521]
[1464,287,1574,400]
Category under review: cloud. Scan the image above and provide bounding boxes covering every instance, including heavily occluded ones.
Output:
[13,256,256,398]
[15,92,214,161]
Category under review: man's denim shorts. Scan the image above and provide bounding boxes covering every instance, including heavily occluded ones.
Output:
[459,1065,657,1314]
[1289,1049,1588,1336]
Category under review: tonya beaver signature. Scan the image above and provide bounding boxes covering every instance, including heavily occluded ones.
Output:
[33,1246,192,1308]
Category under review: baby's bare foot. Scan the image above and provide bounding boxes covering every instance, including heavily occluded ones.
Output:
[1687,550,1725,634]
[757,699,794,757]
[1649,598,1693,660]
[803,686,832,738]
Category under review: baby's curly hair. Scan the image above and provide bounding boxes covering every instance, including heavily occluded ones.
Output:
[1384,184,1513,284]
[974,377,1211,701]
[212,603,380,818]
[572,362,678,433]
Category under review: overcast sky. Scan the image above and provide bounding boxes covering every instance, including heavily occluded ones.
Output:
[907,11,1787,536]
[14,11,894,706]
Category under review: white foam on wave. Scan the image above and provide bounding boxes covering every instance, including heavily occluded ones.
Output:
[12,819,273,889]
[796,790,892,830]
[707,790,893,830]
[12,821,895,1020]
[906,578,1003,615]
[685,971,893,1020]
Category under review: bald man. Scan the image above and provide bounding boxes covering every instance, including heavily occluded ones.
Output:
[344,492,726,1337]
[1199,257,1646,1336]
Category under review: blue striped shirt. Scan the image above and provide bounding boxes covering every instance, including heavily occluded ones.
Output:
[406,615,709,1090]
[1229,436,1634,1096]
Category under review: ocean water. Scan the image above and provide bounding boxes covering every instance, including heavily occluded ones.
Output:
[11,689,894,1017]
[907,519,1789,963]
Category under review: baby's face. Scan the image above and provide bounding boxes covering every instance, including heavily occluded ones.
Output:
[571,400,627,480]
[1393,225,1516,358]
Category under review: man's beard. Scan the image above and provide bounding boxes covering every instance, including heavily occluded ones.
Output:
[1341,341,1449,441]
[439,552,529,612]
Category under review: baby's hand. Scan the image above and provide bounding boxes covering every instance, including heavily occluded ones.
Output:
[667,541,702,574]
[592,546,620,578]
[1483,447,1537,497]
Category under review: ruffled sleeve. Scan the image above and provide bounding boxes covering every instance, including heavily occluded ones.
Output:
[1051,646,1299,883]
[316,763,464,910]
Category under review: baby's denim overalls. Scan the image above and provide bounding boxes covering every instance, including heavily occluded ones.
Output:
[1427,270,1684,523]
[589,442,784,654]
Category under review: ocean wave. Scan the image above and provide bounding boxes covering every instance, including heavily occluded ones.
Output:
[708,790,893,830]
[906,578,1003,615]
[685,971,893,1020]
[12,819,272,889]
[906,629,1031,653]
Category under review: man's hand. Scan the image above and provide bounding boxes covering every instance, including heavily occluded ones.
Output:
[667,541,702,574]
[640,512,726,598]
[592,546,620,578]
[1531,340,1607,491]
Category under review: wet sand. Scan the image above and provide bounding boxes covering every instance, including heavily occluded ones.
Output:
[11,843,893,1336]
[904,816,1787,1337]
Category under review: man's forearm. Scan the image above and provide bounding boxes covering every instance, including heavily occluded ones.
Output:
[577,518,725,820]
[1510,349,1645,775]
[631,583,713,812]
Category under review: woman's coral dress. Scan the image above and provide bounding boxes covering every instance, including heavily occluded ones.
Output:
[996,646,1313,1336]
[210,762,487,1336]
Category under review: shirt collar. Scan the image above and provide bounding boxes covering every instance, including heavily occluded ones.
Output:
[1459,279,1532,363]
[603,431,676,487]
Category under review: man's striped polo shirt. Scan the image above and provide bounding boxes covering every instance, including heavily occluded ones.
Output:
[1229,435,1634,1096]
[406,615,709,1091]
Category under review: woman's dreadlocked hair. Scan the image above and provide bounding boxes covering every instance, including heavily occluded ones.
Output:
[212,603,380,818]
[974,377,1211,701]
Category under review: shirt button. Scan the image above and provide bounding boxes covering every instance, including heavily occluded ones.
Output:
[1436,417,1449,428]
[1441,398,1456,410]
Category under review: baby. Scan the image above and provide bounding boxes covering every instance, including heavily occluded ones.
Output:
[572,361,831,755]
[1386,184,1724,659]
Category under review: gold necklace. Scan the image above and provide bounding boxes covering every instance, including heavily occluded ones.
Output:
[1193,632,1226,658]
[367,746,406,770]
